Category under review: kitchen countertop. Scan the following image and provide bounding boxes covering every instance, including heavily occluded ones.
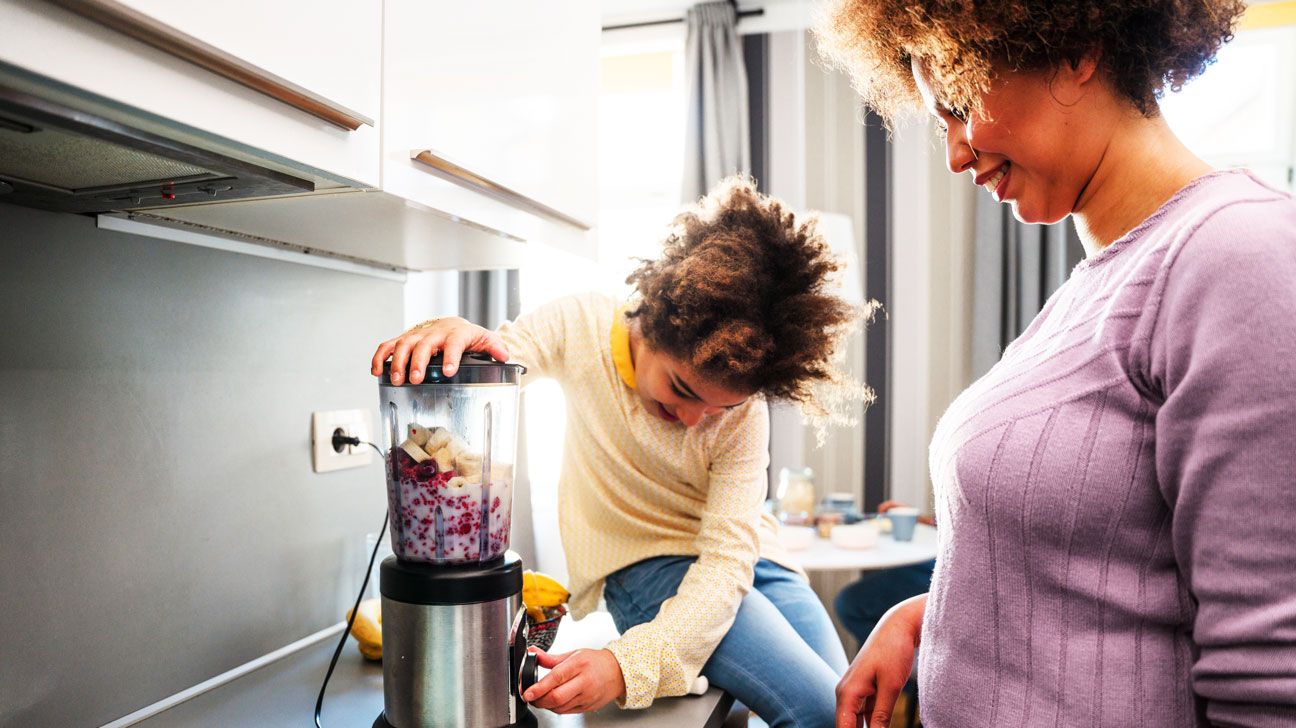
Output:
[135,613,733,728]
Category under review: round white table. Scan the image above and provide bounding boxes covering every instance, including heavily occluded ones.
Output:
[784,523,938,572]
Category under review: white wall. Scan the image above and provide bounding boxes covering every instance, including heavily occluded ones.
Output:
[0,204,398,726]
[403,270,460,329]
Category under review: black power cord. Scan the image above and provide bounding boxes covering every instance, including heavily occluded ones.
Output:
[315,436,387,728]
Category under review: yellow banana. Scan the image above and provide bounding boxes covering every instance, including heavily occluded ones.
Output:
[522,570,570,609]
[346,598,383,661]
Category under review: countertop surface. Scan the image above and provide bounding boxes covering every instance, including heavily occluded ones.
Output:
[136,613,733,728]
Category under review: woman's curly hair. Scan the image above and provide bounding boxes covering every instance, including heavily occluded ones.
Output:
[626,177,872,420]
[813,0,1246,125]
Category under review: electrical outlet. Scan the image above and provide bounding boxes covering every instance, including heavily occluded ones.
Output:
[311,409,374,473]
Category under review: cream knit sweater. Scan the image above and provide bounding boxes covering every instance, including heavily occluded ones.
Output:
[497,292,798,708]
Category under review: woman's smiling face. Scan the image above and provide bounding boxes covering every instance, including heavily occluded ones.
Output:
[912,57,1105,225]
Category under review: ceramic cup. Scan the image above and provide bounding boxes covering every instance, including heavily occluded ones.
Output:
[887,506,920,542]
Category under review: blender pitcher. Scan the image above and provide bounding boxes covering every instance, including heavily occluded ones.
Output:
[376,352,538,728]
[379,353,525,564]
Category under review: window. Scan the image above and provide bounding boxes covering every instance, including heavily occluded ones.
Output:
[1161,25,1296,192]
[520,31,688,579]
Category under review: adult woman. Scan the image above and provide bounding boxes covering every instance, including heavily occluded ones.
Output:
[815,2,1296,726]
[373,178,860,724]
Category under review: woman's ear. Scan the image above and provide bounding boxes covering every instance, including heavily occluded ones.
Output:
[1050,49,1102,106]
[1070,49,1101,86]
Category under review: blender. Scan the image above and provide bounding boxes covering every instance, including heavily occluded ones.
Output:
[373,353,538,728]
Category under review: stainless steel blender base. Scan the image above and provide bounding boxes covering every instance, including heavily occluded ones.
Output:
[372,709,538,728]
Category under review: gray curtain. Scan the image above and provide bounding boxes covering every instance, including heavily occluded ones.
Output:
[459,269,519,329]
[682,1,750,200]
[971,195,1085,377]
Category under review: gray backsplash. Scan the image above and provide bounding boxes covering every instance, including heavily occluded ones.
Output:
[0,204,398,727]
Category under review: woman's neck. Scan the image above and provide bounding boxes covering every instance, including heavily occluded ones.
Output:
[1072,112,1213,256]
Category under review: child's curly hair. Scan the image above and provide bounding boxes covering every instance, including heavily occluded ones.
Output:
[813,0,1246,126]
[626,177,873,421]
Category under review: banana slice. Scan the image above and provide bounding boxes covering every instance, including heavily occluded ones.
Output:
[447,436,470,460]
[432,446,456,472]
[423,427,453,456]
[407,424,432,448]
[456,452,483,478]
[446,476,471,490]
[399,439,430,463]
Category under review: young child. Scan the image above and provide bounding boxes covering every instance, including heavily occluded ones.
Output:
[372,178,864,725]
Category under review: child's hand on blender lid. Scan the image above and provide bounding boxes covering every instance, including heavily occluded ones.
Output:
[371,316,510,384]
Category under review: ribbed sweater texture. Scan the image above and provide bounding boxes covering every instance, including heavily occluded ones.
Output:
[923,170,1296,727]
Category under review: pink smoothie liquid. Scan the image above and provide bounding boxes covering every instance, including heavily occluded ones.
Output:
[386,447,510,562]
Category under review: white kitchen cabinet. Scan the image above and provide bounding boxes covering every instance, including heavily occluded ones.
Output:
[0,0,380,187]
[382,0,599,256]
[1,0,599,271]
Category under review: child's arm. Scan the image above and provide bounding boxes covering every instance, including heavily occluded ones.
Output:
[604,400,770,708]
[373,294,593,385]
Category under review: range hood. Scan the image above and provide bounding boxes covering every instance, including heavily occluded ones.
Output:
[0,80,314,214]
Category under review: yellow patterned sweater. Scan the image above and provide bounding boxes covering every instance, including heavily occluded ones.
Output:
[496,292,799,708]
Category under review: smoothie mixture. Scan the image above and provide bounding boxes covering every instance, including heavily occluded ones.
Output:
[386,424,511,562]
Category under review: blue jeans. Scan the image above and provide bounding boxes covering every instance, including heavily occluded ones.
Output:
[603,556,848,728]
[832,560,935,645]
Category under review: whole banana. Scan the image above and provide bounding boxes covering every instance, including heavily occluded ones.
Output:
[522,570,570,621]
[346,598,383,661]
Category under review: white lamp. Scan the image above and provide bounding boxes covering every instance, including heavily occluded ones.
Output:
[813,212,865,307]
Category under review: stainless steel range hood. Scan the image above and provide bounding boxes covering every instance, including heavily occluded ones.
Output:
[0,75,314,214]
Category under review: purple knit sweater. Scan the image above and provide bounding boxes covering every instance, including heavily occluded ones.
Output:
[922,170,1296,727]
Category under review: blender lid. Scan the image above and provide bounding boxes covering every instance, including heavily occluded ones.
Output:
[380,352,526,386]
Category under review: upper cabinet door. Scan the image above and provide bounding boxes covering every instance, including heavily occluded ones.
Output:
[383,0,599,255]
[103,0,379,129]
[0,0,381,186]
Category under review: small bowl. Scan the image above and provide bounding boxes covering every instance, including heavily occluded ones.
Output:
[779,525,816,550]
[831,522,879,550]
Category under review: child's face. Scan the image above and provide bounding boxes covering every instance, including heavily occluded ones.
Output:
[633,346,750,427]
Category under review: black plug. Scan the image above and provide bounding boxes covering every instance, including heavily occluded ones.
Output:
[331,428,362,453]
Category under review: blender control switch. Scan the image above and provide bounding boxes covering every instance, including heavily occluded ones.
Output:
[519,649,538,695]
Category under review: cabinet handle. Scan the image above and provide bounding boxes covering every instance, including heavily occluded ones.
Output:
[411,150,593,231]
[46,0,374,131]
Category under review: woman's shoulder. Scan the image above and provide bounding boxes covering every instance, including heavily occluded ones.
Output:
[1130,171,1296,361]
[1165,170,1296,274]
[1116,171,1296,376]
